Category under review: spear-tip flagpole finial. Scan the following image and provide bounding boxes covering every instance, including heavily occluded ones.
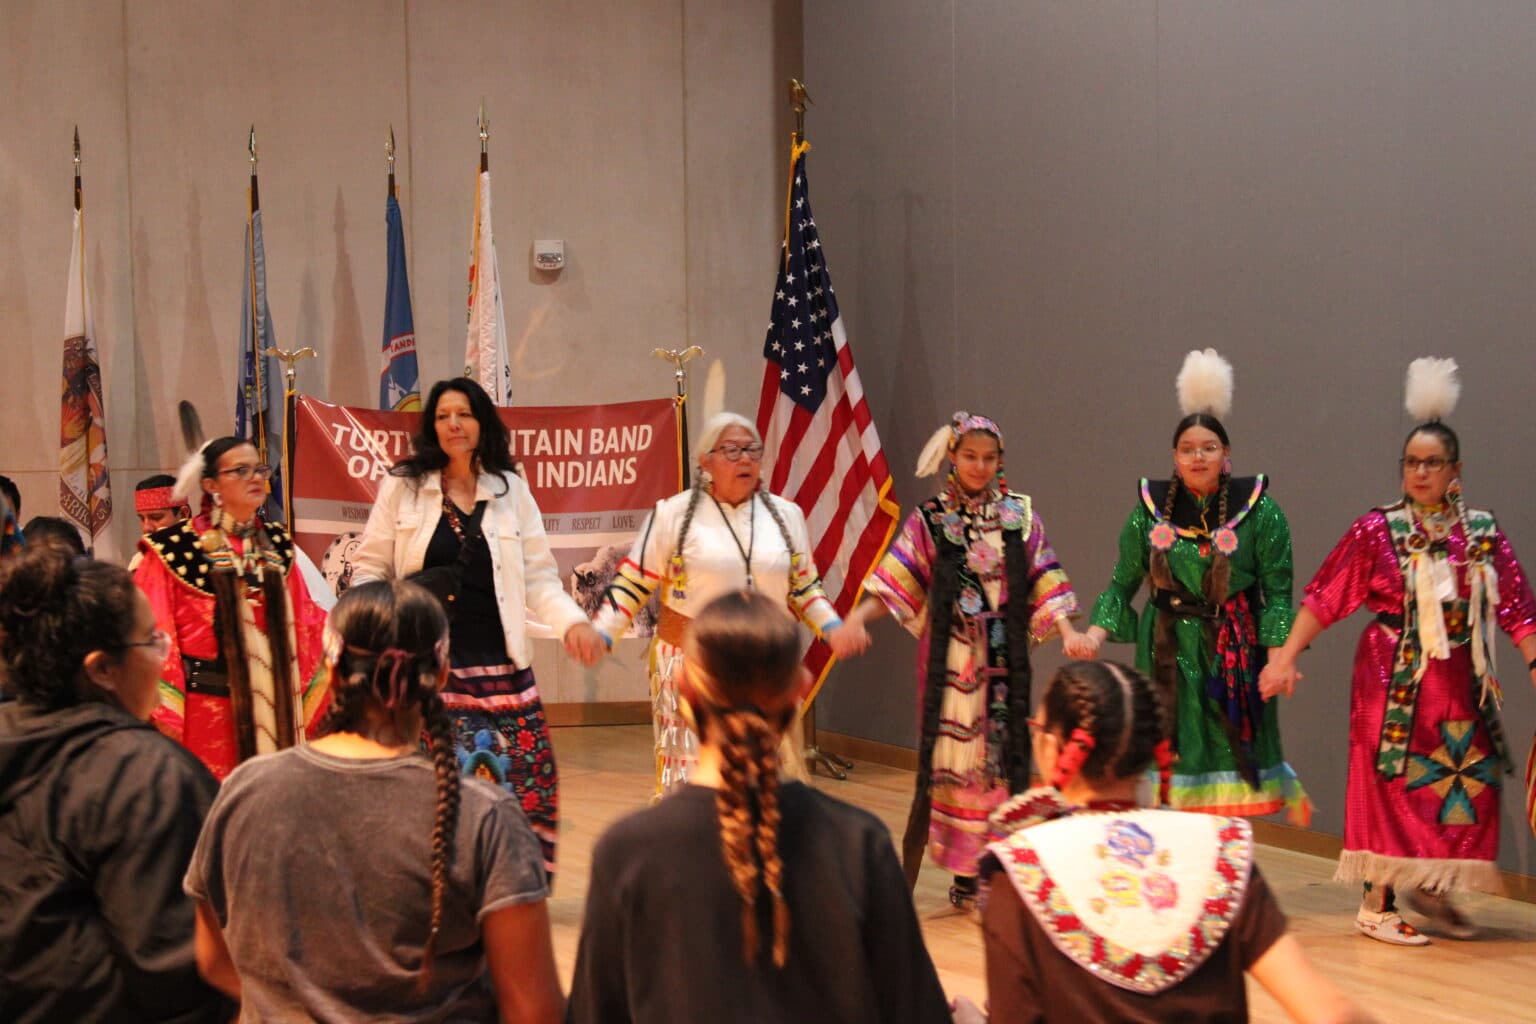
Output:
[387,124,396,167]
[478,101,489,150]
[248,125,258,169]
[73,126,81,170]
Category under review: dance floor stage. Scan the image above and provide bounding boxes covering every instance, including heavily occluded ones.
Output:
[549,724,1536,1023]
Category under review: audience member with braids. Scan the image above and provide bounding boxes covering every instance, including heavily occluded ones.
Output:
[184,580,561,1024]
[0,545,231,1023]
[593,412,857,797]
[839,411,1083,908]
[973,661,1371,1024]
[1080,349,1310,824]
[568,590,952,1024]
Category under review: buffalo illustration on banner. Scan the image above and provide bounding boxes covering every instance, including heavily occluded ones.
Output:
[291,395,680,637]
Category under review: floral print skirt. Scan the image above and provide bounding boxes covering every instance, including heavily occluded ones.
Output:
[443,643,559,876]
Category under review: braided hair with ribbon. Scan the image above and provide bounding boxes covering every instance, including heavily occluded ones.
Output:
[319,579,455,990]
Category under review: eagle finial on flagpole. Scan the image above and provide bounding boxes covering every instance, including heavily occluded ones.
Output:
[788,79,812,141]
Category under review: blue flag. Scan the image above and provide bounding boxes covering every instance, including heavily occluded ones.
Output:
[235,208,283,519]
[381,194,420,411]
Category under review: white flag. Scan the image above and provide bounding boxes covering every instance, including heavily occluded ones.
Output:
[464,170,512,405]
[60,207,118,560]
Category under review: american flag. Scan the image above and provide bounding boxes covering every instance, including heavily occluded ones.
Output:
[756,141,898,695]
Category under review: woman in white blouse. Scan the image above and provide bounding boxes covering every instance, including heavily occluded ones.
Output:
[351,378,605,875]
[593,412,853,795]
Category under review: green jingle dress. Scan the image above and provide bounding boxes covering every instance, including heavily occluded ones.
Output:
[1089,476,1309,823]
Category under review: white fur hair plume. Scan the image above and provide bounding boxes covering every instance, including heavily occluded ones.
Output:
[172,441,213,505]
[700,359,726,427]
[915,421,955,478]
[1176,348,1235,419]
[1404,357,1461,423]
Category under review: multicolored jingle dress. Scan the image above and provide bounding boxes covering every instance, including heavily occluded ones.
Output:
[1089,477,1309,823]
[135,514,330,780]
[593,488,841,794]
[1302,498,1536,893]
[865,489,1077,881]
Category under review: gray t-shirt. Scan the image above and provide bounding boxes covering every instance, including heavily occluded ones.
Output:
[185,745,548,1023]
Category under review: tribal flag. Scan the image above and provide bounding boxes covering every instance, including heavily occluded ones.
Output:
[380,192,420,411]
[756,139,898,696]
[464,170,511,405]
[60,205,118,560]
[236,207,283,517]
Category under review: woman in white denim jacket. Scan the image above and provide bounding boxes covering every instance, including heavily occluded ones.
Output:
[352,377,605,875]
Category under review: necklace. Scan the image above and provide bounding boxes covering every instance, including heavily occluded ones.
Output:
[711,494,757,590]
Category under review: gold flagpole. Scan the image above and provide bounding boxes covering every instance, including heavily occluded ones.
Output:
[651,346,703,491]
[262,346,316,527]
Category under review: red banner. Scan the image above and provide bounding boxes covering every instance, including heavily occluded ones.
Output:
[291,395,680,634]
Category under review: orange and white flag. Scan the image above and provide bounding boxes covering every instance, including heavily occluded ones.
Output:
[464,170,511,405]
[60,205,118,560]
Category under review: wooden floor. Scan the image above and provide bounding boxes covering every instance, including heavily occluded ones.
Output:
[550,725,1536,1023]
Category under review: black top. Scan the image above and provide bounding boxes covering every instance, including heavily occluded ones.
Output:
[566,782,952,1024]
[0,701,230,1023]
[423,499,503,653]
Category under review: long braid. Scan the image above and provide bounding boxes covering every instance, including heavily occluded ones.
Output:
[1163,473,1181,522]
[751,717,790,968]
[673,475,706,590]
[418,689,460,989]
[757,490,800,566]
[713,710,765,963]
[318,676,370,736]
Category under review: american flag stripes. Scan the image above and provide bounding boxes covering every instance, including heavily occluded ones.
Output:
[756,140,898,695]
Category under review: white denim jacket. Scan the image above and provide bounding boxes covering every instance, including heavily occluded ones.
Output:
[351,470,589,668]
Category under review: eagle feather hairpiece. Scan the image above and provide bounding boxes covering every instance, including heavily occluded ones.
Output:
[915,422,954,478]
[172,400,211,505]
[1175,348,1234,419]
[1404,357,1460,423]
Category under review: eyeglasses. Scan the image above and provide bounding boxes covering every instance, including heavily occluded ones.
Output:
[709,443,765,463]
[1175,444,1224,462]
[122,629,172,660]
[1401,457,1451,473]
[216,464,274,482]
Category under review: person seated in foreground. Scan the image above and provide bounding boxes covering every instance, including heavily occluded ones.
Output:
[566,589,955,1024]
[976,660,1373,1024]
[0,546,229,1022]
[185,579,563,1024]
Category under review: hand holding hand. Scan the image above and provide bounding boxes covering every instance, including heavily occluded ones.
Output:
[1062,630,1100,660]
[826,621,872,660]
[564,622,608,667]
[1258,659,1301,701]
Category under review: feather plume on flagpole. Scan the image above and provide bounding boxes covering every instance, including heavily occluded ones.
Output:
[915,422,954,478]
[1176,348,1235,419]
[701,359,726,426]
[1404,357,1461,423]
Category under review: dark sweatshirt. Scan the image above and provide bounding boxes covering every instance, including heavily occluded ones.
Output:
[0,700,230,1023]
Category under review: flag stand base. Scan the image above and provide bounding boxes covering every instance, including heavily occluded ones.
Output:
[801,703,853,781]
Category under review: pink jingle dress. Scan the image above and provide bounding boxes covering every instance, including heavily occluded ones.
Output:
[1303,506,1536,893]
